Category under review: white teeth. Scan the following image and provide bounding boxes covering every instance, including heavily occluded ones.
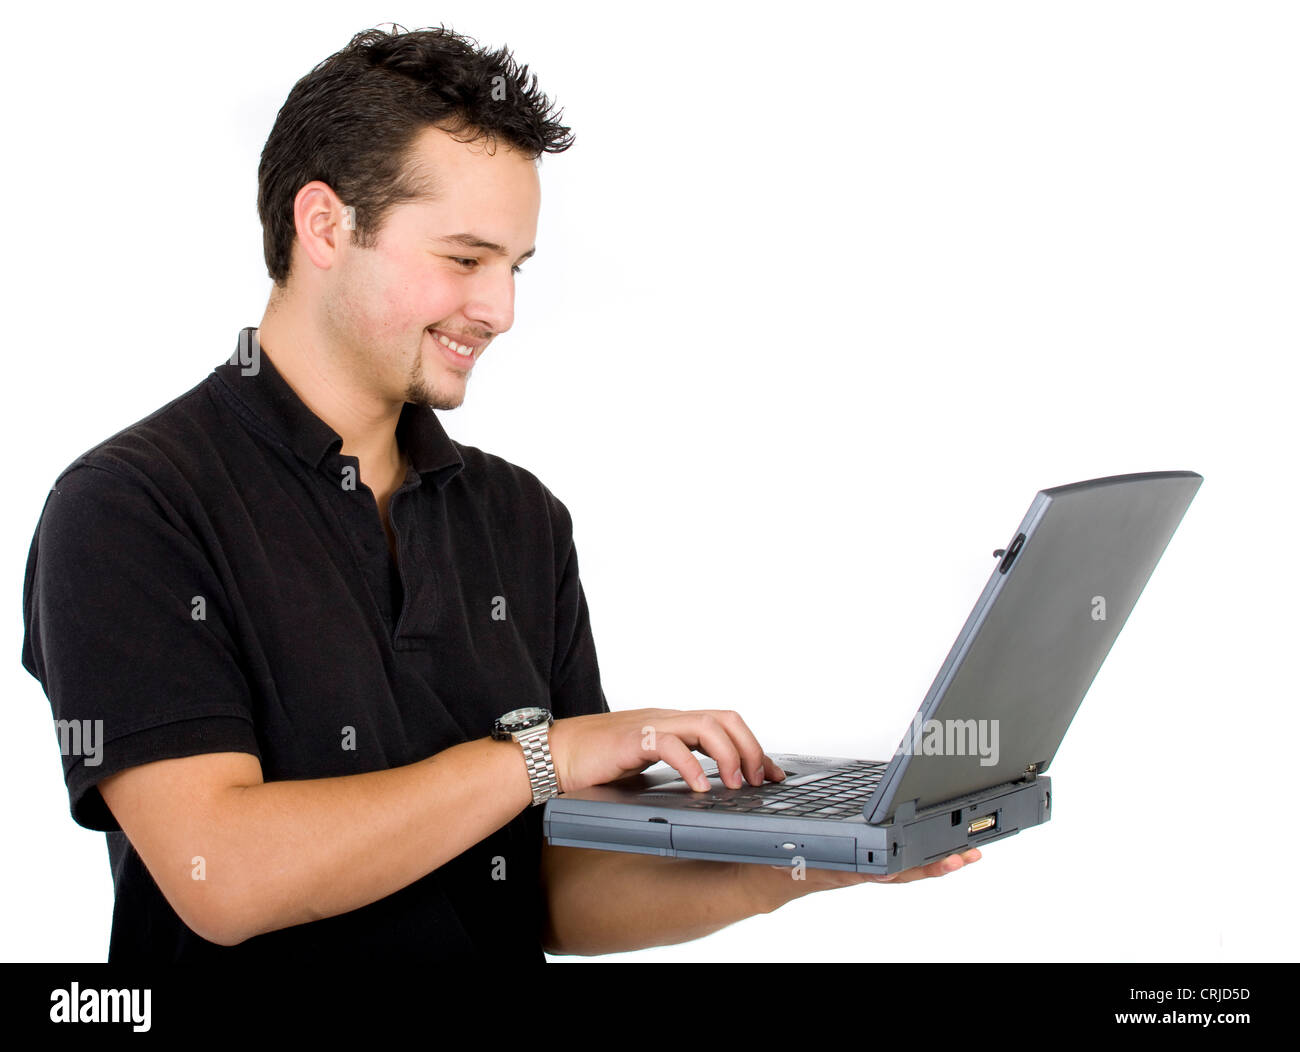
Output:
[433,332,474,356]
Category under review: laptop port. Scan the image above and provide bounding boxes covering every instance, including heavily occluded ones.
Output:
[967,813,998,835]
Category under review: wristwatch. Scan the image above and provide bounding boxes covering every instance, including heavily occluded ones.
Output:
[491,706,559,806]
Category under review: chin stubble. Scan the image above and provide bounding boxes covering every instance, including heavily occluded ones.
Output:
[406,342,465,411]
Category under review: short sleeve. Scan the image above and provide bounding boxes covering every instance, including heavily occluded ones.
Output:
[543,487,610,720]
[506,484,610,948]
[21,464,261,832]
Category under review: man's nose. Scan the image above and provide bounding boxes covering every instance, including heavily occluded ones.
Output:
[463,268,515,336]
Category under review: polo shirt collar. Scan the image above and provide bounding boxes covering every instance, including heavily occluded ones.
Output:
[216,326,465,488]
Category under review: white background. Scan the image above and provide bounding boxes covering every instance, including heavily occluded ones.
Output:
[3,0,1296,962]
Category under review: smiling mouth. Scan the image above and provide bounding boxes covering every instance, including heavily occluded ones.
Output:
[428,328,481,358]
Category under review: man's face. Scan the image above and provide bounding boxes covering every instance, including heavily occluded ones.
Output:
[316,124,541,411]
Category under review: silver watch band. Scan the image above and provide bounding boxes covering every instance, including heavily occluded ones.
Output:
[515,724,559,806]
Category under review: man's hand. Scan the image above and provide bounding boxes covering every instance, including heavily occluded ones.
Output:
[548,708,787,793]
[743,847,983,914]
[859,848,983,884]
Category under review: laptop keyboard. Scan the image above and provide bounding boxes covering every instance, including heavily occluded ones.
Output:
[679,760,888,819]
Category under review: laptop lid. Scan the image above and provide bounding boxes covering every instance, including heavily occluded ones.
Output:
[864,470,1202,825]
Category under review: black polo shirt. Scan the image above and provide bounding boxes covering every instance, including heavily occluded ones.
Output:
[20,326,610,963]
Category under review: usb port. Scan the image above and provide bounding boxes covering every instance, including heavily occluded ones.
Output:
[967,814,997,835]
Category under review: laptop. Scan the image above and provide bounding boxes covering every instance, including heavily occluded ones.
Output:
[544,470,1202,874]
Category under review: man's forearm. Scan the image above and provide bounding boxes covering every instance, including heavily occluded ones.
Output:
[214,737,534,944]
[542,846,796,955]
[542,844,986,955]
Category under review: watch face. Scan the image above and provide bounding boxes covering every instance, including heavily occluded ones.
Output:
[497,707,549,732]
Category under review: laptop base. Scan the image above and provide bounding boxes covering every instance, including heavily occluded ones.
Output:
[544,753,1052,874]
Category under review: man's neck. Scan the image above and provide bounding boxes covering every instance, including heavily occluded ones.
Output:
[254,310,406,497]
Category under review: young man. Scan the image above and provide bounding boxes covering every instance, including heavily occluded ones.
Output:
[20,24,978,963]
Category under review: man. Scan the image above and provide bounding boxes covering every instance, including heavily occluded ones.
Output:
[20,24,978,963]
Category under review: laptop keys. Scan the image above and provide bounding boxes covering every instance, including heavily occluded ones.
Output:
[669,760,883,817]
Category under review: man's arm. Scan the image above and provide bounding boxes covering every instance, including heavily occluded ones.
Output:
[96,704,785,947]
[98,738,535,947]
[540,841,982,956]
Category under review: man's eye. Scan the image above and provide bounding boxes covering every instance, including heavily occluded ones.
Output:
[449,257,522,275]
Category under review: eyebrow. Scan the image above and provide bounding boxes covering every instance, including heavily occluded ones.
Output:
[434,232,536,265]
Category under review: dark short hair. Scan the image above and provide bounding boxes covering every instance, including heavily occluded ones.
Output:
[257,23,574,288]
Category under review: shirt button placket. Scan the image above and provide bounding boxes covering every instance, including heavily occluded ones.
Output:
[326,455,398,636]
